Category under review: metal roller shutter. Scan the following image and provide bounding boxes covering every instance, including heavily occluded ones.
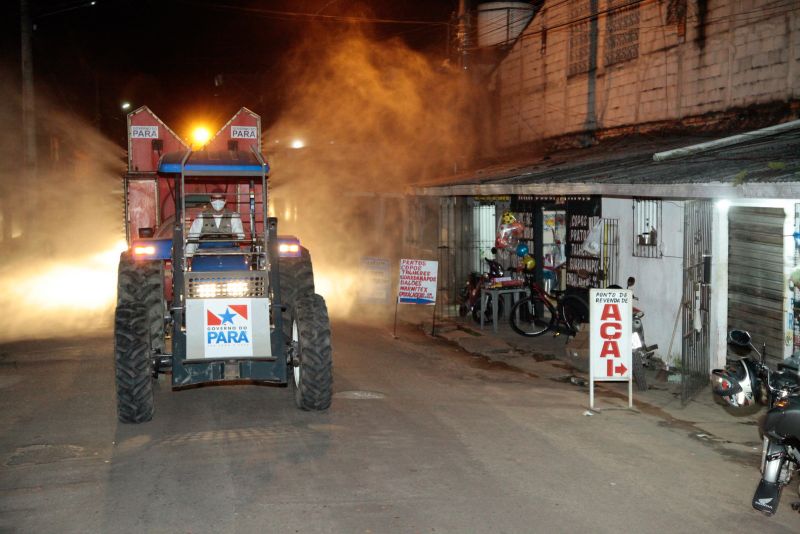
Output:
[727,207,786,365]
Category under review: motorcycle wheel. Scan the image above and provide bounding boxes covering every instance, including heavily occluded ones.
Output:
[560,294,589,335]
[510,296,556,337]
[632,350,648,391]
[471,294,504,323]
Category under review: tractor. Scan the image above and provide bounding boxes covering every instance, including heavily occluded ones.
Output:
[115,106,331,423]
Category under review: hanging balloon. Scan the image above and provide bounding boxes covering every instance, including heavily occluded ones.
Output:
[525,258,536,270]
[498,223,515,240]
[495,236,508,249]
[516,243,529,258]
[511,221,524,236]
[501,211,517,225]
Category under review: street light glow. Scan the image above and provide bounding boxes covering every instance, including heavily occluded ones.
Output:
[121,102,131,110]
[291,139,305,149]
[192,126,211,146]
[716,199,731,211]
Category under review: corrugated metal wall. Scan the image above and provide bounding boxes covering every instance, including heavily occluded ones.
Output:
[727,206,785,365]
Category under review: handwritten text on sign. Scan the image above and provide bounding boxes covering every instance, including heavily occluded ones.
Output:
[398,259,438,305]
[589,288,632,381]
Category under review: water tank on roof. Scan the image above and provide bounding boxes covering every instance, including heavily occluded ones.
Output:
[477,2,535,48]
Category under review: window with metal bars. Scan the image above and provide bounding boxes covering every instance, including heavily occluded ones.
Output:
[605,0,640,67]
[632,199,662,258]
[567,0,591,77]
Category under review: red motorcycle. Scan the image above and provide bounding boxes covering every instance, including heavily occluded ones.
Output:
[458,258,507,323]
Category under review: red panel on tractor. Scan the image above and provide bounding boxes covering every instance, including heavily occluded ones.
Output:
[128,180,158,241]
[206,107,261,154]
[127,106,188,173]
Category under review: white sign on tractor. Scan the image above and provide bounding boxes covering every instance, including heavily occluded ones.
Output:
[589,288,633,409]
[231,126,258,139]
[131,125,158,139]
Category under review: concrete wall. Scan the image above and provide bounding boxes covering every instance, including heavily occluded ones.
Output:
[492,0,800,150]
[602,198,685,366]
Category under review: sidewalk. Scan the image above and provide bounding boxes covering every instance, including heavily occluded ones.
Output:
[423,316,763,459]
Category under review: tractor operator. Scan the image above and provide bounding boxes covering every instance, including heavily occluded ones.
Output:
[186,189,245,256]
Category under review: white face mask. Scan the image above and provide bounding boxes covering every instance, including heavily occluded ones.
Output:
[211,199,225,211]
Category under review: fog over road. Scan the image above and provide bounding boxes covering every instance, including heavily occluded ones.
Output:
[1,321,797,532]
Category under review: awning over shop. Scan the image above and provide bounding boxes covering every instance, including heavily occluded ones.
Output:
[414,122,800,199]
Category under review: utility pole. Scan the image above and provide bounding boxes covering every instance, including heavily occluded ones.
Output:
[457,0,471,71]
[20,0,38,235]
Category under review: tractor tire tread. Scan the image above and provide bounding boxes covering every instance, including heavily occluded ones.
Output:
[114,303,154,423]
[292,294,333,411]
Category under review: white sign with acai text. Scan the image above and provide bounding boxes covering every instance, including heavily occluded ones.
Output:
[590,288,632,380]
[589,288,633,409]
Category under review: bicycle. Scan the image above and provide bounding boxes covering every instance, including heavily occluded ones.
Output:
[509,273,589,337]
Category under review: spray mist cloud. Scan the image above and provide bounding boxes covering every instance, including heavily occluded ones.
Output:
[0,72,126,342]
[267,25,476,318]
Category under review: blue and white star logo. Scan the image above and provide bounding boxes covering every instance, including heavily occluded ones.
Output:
[219,308,236,325]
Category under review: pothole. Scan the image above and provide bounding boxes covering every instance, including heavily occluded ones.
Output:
[334,390,386,400]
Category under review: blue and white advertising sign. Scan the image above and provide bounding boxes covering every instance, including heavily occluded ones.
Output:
[398,259,438,305]
[204,299,254,358]
[360,257,392,304]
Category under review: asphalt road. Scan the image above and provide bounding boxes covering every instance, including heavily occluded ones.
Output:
[1,320,798,533]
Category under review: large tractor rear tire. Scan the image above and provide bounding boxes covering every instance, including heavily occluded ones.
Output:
[279,247,315,302]
[289,294,332,411]
[114,303,154,423]
[279,247,315,341]
[117,252,165,354]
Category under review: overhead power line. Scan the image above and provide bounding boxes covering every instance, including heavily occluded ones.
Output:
[175,0,450,26]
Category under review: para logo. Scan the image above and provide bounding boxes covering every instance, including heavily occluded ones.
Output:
[206,304,250,344]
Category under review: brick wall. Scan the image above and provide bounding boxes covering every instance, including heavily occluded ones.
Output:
[491,0,800,151]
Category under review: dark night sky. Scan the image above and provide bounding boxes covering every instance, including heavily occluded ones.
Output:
[3,0,458,143]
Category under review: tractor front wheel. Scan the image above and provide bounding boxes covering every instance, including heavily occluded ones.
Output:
[279,247,315,342]
[114,303,154,423]
[289,294,332,411]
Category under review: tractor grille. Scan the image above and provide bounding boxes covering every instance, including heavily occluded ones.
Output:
[186,272,267,299]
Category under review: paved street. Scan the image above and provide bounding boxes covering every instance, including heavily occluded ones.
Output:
[1,320,798,533]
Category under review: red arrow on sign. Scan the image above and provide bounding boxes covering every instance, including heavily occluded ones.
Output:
[606,360,628,376]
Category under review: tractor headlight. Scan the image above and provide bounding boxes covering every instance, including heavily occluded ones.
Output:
[187,275,265,298]
[225,281,249,297]
[196,282,218,299]
[191,280,253,298]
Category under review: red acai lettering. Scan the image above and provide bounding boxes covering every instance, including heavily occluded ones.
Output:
[600,303,621,321]
[600,340,620,358]
[600,322,622,340]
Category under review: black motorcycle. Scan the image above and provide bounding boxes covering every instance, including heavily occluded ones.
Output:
[609,277,658,391]
[712,329,800,515]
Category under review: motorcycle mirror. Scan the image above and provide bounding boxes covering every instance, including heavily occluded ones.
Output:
[626,276,635,289]
[728,329,751,347]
